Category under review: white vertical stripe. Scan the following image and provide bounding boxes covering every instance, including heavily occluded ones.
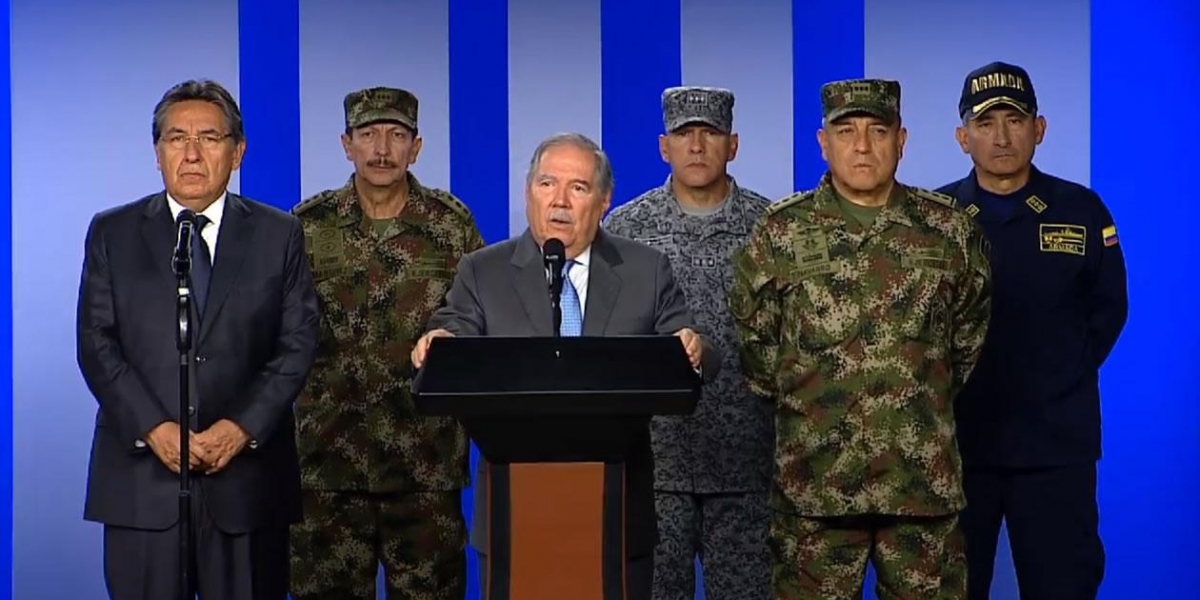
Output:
[864,0,1091,188]
[299,0,450,200]
[507,0,603,237]
[681,0,794,200]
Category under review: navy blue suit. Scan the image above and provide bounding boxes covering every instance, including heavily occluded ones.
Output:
[77,191,320,599]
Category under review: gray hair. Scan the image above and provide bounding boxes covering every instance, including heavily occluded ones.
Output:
[152,79,245,143]
[525,132,614,196]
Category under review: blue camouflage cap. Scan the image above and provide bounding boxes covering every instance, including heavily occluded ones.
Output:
[662,86,735,133]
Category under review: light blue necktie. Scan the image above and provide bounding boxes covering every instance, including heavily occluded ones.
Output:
[559,260,582,337]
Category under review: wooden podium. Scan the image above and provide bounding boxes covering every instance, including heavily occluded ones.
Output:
[412,335,700,600]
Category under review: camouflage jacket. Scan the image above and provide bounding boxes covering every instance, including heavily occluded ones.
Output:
[293,173,484,492]
[729,173,991,516]
[604,176,774,493]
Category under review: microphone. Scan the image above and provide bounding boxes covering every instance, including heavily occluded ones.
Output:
[542,238,566,337]
[172,210,196,278]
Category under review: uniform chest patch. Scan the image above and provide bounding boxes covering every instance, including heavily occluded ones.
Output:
[792,231,833,278]
[900,246,950,271]
[1039,224,1087,256]
[310,228,348,279]
[408,257,453,279]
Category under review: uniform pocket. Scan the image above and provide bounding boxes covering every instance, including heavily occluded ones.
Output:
[896,267,952,346]
[781,268,848,351]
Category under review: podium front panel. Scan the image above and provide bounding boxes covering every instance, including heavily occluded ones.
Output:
[486,463,627,600]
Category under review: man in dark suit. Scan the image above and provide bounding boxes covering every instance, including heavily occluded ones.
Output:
[76,79,320,600]
[411,132,720,600]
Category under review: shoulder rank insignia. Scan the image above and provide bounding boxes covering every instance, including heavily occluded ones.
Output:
[432,190,474,221]
[911,187,958,209]
[765,189,816,217]
[292,193,332,216]
[1025,195,1048,214]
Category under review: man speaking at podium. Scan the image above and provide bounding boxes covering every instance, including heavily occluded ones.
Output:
[412,132,720,599]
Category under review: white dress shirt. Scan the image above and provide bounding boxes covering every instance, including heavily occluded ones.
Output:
[567,244,592,318]
[167,192,226,259]
[139,193,239,450]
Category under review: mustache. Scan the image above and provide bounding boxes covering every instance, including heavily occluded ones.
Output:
[368,158,396,168]
[548,208,574,224]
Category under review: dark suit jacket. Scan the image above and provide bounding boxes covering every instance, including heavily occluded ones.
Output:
[76,192,320,534]
[427,228,720,556]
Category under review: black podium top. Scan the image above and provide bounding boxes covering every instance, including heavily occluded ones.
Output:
[412,335,700,418]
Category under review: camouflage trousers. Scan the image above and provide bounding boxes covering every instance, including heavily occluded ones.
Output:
[770,511,966,600]
[290,490,466,600]
[653,491,771,600]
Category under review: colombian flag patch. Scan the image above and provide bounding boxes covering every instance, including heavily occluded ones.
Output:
[1102,225,1119,247]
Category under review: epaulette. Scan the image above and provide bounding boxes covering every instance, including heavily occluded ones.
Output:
[764,189,816,217]
[910,187,958,209]
[432,189,473,222]
[291,192,333,216]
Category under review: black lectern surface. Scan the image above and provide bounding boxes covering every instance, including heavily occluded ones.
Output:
[411,335,701,463]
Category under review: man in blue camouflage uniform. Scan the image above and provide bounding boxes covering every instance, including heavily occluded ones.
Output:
[604,86,773,600]
[938,62,1128,600]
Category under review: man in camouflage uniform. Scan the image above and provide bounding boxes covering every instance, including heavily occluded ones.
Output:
[289,87,485,600]
[729,79,992,600]
[603,86,773,600]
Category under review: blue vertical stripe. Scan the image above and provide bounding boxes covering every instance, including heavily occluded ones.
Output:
[600,0,681,208]
[0,0,12,595]
[1091,0,1200,598]
[452,0,510,245]
[450,1,510,597]
[238,0,300,211]
[792,0,864,191]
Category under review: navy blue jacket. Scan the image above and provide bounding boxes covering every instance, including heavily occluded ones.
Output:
[938,167,1128,467]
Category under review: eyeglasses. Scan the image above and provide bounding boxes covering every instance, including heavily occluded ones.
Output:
[160,133,233,150]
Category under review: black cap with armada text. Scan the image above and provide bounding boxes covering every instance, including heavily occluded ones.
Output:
[959,62,1038,119]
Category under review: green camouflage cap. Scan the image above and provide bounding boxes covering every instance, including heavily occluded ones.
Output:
[344,87,418,131]
[662,86,735,133]
[820,79,901,124]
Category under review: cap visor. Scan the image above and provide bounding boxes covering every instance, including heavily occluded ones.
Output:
[666,117,729,133]
[349,110,417,131]
[825,105,895,124]
[966,97,1032,119]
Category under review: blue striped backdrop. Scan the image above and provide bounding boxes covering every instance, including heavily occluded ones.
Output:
[3,0,1197,598]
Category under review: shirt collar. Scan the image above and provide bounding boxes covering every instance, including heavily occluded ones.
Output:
[571,244,592,268]
[166,192,227,228]
[659,174,738,216]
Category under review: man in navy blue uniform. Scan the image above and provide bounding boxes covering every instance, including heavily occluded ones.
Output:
[937,62,1128,600]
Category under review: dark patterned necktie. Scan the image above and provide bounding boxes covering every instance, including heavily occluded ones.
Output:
[191,214,212,318]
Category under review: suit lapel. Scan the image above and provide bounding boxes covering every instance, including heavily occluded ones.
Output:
[199,194,255,342]
[511,231,553,336]
[140,193,177,288]
[583,232,622,336]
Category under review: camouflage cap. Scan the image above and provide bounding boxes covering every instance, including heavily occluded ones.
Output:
[958,61,1037,119]
[820,79,901,124]
[662,86,735,133]
[344,87,418,131]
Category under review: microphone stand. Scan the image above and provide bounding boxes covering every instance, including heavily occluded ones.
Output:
[548,264,563,338]
[173,235,195,600]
